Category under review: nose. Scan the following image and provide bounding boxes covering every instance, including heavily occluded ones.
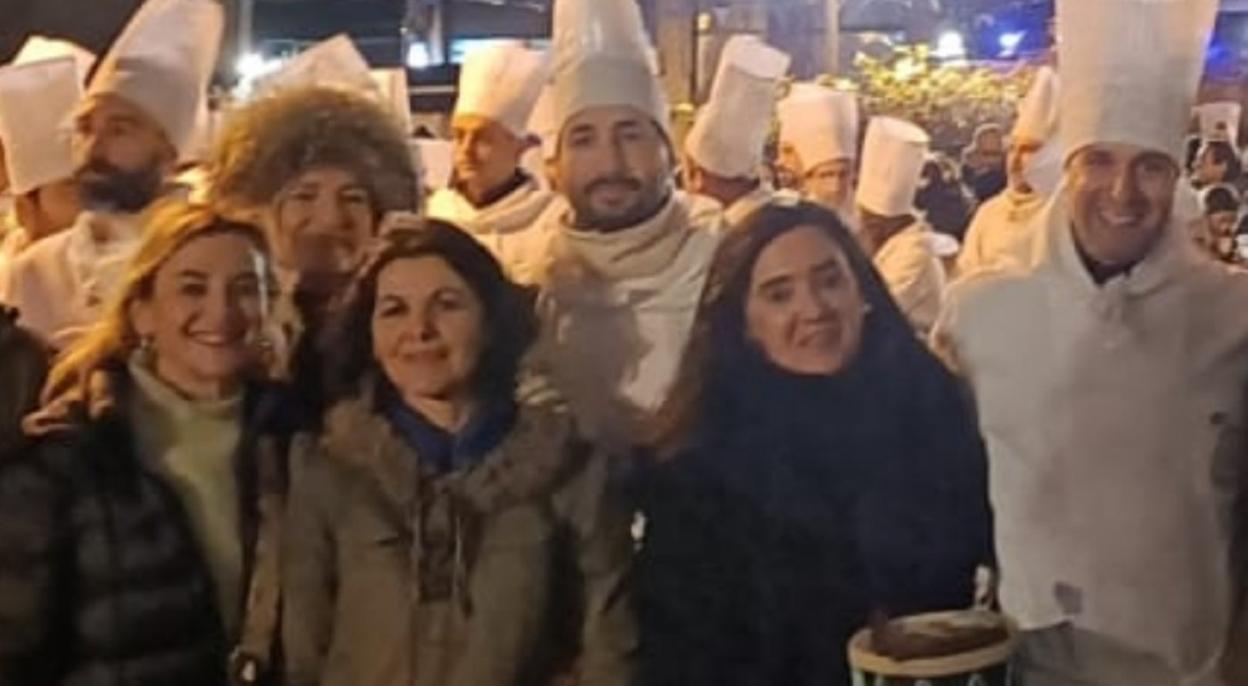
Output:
[203,285,241,332]
[796,280,834,320]
[306,194,349,237]
[1108,164,1139,208]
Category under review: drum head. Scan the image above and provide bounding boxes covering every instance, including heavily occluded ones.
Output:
[848,610,1019,678]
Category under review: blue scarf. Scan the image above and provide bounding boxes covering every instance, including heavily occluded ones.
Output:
[381,383,517,474]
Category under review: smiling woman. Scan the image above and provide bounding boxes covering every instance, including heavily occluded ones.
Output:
[0,200,294,686]
[282,220,637,686]
[635,201,993,686]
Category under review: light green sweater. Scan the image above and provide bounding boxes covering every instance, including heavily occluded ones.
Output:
[128,354,244,637]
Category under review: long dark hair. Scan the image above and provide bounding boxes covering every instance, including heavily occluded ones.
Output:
[322,220,538,405]
[650,200,936,456]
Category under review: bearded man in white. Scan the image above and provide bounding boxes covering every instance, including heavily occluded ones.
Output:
[533,0,722,450]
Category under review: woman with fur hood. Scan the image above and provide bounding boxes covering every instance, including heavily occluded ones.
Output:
[208,86,420,421]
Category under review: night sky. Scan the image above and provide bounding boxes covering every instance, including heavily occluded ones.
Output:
[0,0,142,62]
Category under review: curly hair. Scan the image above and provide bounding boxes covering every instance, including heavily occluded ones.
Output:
[208,86,419,217]
[322,220,539,405]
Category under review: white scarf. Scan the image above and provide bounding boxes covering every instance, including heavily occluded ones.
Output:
[427,175,553,238]
[553,193,701,282]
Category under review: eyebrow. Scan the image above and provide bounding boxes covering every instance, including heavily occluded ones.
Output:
[755,258,843,291]
[613,120,646,134]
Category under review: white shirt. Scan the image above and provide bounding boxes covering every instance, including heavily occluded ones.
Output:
[873,221,947,334]
[534,192,722,450]
[426,175,556,285]
[0,211,142,349]
[934,190,1248,683]
[956,188,1047,277]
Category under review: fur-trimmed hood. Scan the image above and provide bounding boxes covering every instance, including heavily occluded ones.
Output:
[208,86,419,216]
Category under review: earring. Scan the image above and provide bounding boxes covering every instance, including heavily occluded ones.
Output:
[862,303,873,316]
[139,335,155,352]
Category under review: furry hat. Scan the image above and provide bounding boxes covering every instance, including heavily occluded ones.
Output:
[209,86,419,216]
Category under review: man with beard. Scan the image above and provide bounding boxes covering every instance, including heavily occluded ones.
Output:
[933,0,1248,682]
[0,0,222,348]
[532,0,722,451]
[682,35,791,228]
[426,42,554,285]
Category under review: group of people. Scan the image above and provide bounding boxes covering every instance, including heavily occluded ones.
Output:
[0,0,1247,685]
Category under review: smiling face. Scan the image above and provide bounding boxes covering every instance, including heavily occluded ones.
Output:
[555,105,672,232]
[372,256,486,406]
[274,165,376,283]
[1066,142,1179,269]
[130,231,270,400]
[745,224,866,376]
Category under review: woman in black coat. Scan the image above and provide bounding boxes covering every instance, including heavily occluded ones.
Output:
[636,201,994,686]
[0,202,289,686]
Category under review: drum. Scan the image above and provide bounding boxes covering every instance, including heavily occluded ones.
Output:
[848,610,1018,686]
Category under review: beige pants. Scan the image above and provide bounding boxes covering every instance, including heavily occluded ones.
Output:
[1013,625,1187,686]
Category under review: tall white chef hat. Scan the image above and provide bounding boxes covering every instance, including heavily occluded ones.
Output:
[1196,102,1242,145]
[13,35,96,83]
[1012,66,1060,143]
[86,0,224,157]
[855,116,930,217]
[372,67,413,134]
[684,35,790,180]
[777,83,859,172]
[258,34,379,100]
[453,41,548,139]
[1057,0,1217,165]
[549,0,670,144]
[0,57,80,195]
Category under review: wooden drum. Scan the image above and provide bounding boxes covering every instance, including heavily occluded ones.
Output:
[848,610,1018,686]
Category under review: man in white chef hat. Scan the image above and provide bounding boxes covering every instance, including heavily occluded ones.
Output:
[683,35,790,228]
[957,67,1061,275]
[776,83,859,222]
[2,0,223,349]
[934,0,1248,682]
[0,37,96,280]
[0,57,86,286]
[426,41,555,284]
[854,116,945,333]
[531,0,723,455]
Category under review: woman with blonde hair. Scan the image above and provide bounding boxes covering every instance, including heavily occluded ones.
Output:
[0,200,289,686]
[208,87,420,420]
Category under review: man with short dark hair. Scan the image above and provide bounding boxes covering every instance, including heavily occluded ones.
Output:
[532,0,722,452]
[934,0,1248,681]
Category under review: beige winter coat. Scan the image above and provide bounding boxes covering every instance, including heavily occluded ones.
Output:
[281,386,637,686]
